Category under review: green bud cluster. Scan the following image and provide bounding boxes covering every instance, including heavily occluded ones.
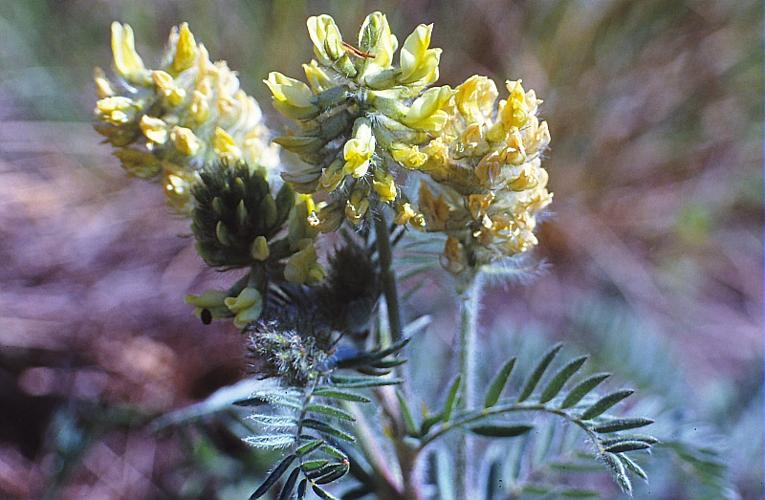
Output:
[186,161,324,330]
[192,161,294,268]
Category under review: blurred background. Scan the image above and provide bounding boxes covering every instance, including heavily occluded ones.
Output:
[0,0,761,498]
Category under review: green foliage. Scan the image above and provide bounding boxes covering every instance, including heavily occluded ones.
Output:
[419,345,658,496]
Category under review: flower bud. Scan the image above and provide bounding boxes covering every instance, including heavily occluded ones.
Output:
[358,12,398,80]
[110,22,148,83]
[250,235,270,261]
[153,70,186,106]
[171,22,197,73]
[264,72,319,119]
[140,115,168,144]
[170,126,202,156]
[307,15,345,62]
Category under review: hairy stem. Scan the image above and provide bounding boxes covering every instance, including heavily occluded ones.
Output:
[455,273,480,499]
[372,211,423,498]
[346,403,402,498]
[374,212,402,341]
[419,402,600,449]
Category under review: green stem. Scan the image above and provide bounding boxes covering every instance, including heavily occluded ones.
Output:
[374,212,402,341]
[455,273,480,499]
[419,402,600,450]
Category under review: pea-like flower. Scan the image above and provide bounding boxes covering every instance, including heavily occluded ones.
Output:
[267,11,451,227]
[94,22,278,212]
[415,77,553,274]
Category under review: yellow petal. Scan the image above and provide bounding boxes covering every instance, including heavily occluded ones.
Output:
[307,14,344,62]
[95,96,136,125]
[153,70,186,106]
[171,22,197,73]
[372,171,397,202]
[213,127,241,160]
[170,126,202,156]
[399,24,441,86]
[390,143,427,169]
[139,115,168,144]
[110,22,147,82]
[303,60,336,92]
[93,67,115,98]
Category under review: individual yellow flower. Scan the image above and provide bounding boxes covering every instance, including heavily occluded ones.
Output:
[95,96,136,125]
[224,287,264,329]
[498,80,538,130]
[140,115,168,144]
[213,127,242,162]
[393,202,426,228]
[93,67,116,98]
[303,60,337,93]
[114,149,161,178]
[401,86,454,132]
[170,126,202,156]
[162,165,198,213]
[170,23,197,74]
[372,170,397,202]
[343,119,375,178]
[454,75,498,124]
[398,24,441,86]
[110,22,148,83]
[288,194,318,245]
[390,143,428,169]
[284,240,325,285]
[264,72,319,119]
[307,14,346,63]
[185,289,231,322]
[345,185,371,224]
[152,70,186,106]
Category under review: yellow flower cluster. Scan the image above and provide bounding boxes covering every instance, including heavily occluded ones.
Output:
[264,12,552,274]
[414,77,552,273]
[94,22,279,212]
[264,12,451,229]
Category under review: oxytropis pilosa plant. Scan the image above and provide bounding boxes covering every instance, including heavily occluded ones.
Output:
[93,13,659,499]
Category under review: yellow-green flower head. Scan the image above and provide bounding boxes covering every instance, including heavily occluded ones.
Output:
[414,77,553,273]
[267,11,450,229]
[94,22,279,212]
